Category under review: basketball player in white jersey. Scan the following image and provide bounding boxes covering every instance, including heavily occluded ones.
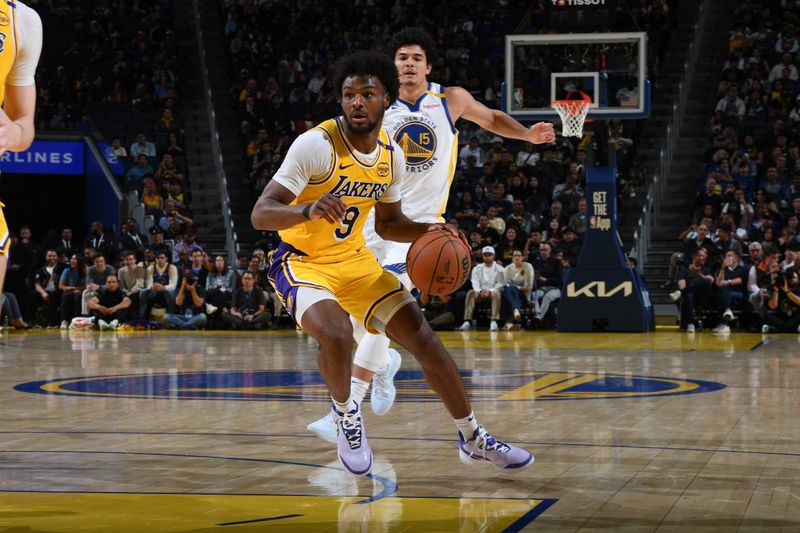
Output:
[308,27,555,442]
[0,1,43,308]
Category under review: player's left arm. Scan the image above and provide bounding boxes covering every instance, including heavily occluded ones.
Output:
[445,86,555,145]
[1,3,43,154]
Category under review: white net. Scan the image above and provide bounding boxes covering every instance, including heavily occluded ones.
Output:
[552,100,590,138]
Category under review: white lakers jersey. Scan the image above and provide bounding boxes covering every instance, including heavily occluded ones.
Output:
[381,81,459,222]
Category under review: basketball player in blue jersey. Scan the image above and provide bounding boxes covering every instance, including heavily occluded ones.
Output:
[0,1,42,309]
[308,28,555,442]
[253,51,532,475]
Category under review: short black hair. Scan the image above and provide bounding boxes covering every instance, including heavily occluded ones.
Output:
[390,27,437,65]
[333,51,399,104]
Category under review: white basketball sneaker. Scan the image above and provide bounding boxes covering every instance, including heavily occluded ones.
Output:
[307,412,338,444]
[333,403,372,476]
[458,426,533,470]
[371,348,401,415]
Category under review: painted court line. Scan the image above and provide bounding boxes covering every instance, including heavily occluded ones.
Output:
[217,513,302,526]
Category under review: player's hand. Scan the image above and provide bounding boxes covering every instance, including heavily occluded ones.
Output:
[0,107,22,156]
[427,224,469,249]
[310,193,346,223]
[529,122,556,144]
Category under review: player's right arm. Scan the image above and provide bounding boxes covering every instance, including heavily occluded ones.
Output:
[0,3,42,154]
[251,130,346,230]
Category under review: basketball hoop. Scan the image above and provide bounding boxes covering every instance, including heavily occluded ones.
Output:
[552,99,591,138]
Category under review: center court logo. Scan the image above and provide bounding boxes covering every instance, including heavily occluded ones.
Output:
[14,370,726,402]
[394,120,437,170]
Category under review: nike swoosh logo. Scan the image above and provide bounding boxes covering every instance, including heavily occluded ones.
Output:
[339,163,355,170]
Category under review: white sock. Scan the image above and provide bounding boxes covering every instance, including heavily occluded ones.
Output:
[332,396,356,414]
[350,376,370,405]
[454,411,479,438]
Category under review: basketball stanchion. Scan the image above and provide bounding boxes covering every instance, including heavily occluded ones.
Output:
[556,141,654,332]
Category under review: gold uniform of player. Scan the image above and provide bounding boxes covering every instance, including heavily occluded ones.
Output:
[0,0,21,254]
[267,118,410,333]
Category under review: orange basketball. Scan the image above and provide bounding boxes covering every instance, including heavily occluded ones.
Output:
[406,230,472,296]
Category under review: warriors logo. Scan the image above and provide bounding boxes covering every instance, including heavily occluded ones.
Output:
[394,121,436,167]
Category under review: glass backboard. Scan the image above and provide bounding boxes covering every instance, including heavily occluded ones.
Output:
[503,32,649,121]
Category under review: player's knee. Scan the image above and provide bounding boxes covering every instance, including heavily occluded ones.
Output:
[317,321,353,351]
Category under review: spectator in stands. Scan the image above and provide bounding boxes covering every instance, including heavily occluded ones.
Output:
[459,246,505,332]
[748,244,778,319]
[188,249,208,289]
[140,250,178,318]
[568,198,589,237]
[506,198,537,237]
[502,250,533,330]
[459,137,484,168]
[119,219,149,262]
[172,227,202,264]
[675,248,715,332]
[1,292,28,329]
[560,227,582,268]
[453,191,481,233]
[117,251,146,319]
[125,154,154,192]
[26,249,63,328]
[544,217,563,243]
[58,254,85,329]
[159,200,193,230]
[712,250,747,334]
[515,141,538,170]
[206,255,236,310]
[760,167,789,209]
[83,253,116,317]
[56,228,79,260]
[130,132,156,158]
[495,227,523,265]
[762,267,800,333]
[525,176,550,219]
[148,226,171,259]
[715,85,745,123]
[552,172,583,215]
[110,137,127,158]
[486,206,506,237]
[524,229,543,263]
[221,271,271,330]
[713,224,743,266]
[531,242,562,325]
[164,271,208,330]
[87,275,131,330]
[488,185,513,218]
[475,214,500,248]
[84,221,116,263]
[768,53,798,83]
[164,132,184,157]
[154,153,184,188]
[549,201,569,227]
[142,177,163,215]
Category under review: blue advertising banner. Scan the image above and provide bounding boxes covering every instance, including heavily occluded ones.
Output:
[0,140,85,175]
[96,141,126,176]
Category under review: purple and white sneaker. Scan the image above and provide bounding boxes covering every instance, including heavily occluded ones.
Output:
[333,403,372,476]
[458,426,533,470]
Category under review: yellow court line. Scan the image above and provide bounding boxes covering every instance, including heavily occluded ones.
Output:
[0,492,550,533]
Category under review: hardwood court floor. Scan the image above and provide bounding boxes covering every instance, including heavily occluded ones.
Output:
[0,329,798,532]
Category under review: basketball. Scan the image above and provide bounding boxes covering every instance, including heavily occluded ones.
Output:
[406,230,471,296]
